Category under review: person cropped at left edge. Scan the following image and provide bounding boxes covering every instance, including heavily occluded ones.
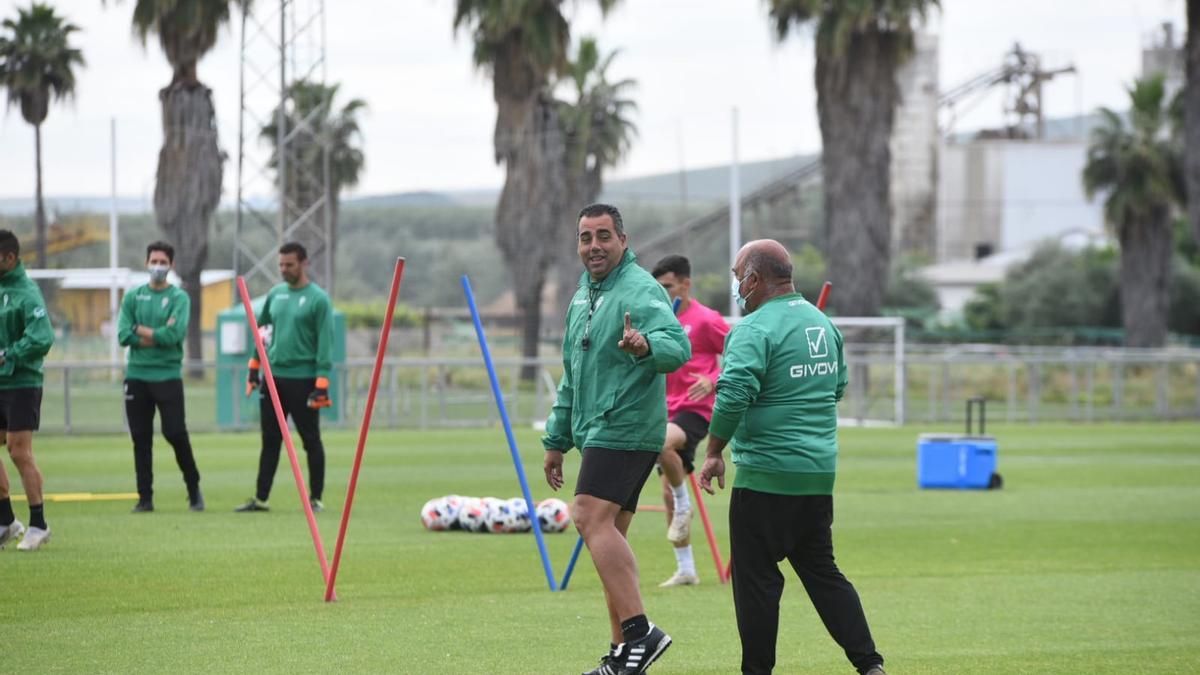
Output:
[236,242,334,514]
[118,240,204,513]
[0,230,55,551]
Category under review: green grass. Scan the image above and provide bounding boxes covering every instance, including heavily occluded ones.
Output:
[3,423,1199,674]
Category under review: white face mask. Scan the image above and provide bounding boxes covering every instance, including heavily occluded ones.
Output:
[731,271,751,311]
[148,263,170,283]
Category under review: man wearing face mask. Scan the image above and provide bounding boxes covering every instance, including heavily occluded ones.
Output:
[700,240,885,675]
[543,203,691,675]
[0,230,56,551]
[236,241,334,514]
[118,241,203,512]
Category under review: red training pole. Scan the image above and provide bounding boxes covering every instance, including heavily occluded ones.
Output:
[237,277,332,589]
[816,280,832,311]
[325,258,405,602]
[687,473,727,582]
[724,281,832,584]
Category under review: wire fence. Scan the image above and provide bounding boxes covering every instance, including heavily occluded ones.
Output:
[34,346,1200,435]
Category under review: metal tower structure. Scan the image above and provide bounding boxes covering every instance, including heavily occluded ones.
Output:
[235,0,334,297]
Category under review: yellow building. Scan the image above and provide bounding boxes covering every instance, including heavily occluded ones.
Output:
[26,268,235,335]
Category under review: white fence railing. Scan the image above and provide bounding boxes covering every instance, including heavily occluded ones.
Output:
[33,347,1200,435]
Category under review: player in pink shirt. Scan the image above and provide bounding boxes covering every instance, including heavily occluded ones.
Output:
[651,255,730,587]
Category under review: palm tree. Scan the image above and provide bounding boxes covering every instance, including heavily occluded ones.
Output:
[453,0,618,379]
[1186,0,1199,248]
[554,36,637,311]
[1083,75,1184,348]
[767,0,937,316]
[260,79,366,294]
[0,3,84,268]
[123,0,243,373]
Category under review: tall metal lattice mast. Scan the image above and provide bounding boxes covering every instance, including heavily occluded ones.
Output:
[235,0,333,297]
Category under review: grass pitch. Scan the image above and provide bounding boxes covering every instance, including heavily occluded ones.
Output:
[2,422,1198,674]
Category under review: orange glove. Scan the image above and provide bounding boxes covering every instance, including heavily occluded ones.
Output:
[245,358,260,397]
[307,376,331,409]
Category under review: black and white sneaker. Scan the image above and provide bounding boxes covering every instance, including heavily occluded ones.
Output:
[234,498,269,512]
[581,646,618,675]
[188,488,205,512]
[614,624,671,674]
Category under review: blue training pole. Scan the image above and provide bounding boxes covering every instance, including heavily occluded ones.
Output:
[559,534,586,590]
[462,276,559,592]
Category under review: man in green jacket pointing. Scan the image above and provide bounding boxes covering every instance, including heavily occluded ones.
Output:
[543,203,690,675]
[700,240,885,675]
[0,230,55,551]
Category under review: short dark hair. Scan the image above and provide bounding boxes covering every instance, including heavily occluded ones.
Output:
[744,248,793,282]
[279,241,307,261]
[577,203,624,236]
[146,240,175,263]
[652,255,690,279]
[0,230,19,258]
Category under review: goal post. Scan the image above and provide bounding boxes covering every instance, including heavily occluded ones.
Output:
[831,316,906,427]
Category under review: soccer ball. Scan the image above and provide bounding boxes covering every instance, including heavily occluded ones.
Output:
[420,497,456,532]
[536,498,571,533]
[441,495,465,525]
[457,497,489,532]
[483,497,512,533]
[505,497,532,533]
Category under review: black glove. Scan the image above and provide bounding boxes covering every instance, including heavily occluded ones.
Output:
[246,358,260,397]
[307,377,331,409]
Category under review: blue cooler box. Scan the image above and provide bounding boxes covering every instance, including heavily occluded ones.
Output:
[917,434,997,489]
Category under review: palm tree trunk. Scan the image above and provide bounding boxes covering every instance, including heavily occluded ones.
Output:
[180,267,204,374]
[494,95,568,380]
[34,123,46,268]
[553,163,598,331]
[1118,211,1172,347]
[154,82,223,378]
[815,29,901,317]
[1186,0,1200,248]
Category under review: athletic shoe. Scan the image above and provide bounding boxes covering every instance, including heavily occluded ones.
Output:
[16,526,50,551]
[863,667,887,675]
[0,519,25,549]
[658,571,700,588]
[188,489,205,512]
[666,507,693,544]
[131,499,154,513]
[613,623,671,674]
[234,498,269,512]
[581,647,618,675]
[309,498,324,513]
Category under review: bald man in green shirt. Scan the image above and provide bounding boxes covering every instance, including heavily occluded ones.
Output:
[700,240,885,675]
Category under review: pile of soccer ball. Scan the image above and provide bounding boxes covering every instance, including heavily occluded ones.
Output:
[420,495,571,534]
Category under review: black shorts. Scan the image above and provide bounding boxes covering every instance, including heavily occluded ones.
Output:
[575,447,659,513]
[668,411,709,474]
[0,387,42,432]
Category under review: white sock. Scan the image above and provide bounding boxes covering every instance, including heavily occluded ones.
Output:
[671,482,691,513]
[674,545,696,576]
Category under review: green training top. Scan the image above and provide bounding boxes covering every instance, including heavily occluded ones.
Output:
[258,281,334,379]
[0,261,55,389]
[542,249,692,454]
[118,283,190,382]
[709,293,847,495]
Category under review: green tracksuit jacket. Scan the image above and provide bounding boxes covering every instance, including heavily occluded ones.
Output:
[118,283,190,382]
[0,262,55,389]
[709,293,847,495]
[542,250,692,453]
[257,281,334,379]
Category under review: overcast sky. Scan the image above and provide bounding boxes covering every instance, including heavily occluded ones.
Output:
[0,0,1186,203]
